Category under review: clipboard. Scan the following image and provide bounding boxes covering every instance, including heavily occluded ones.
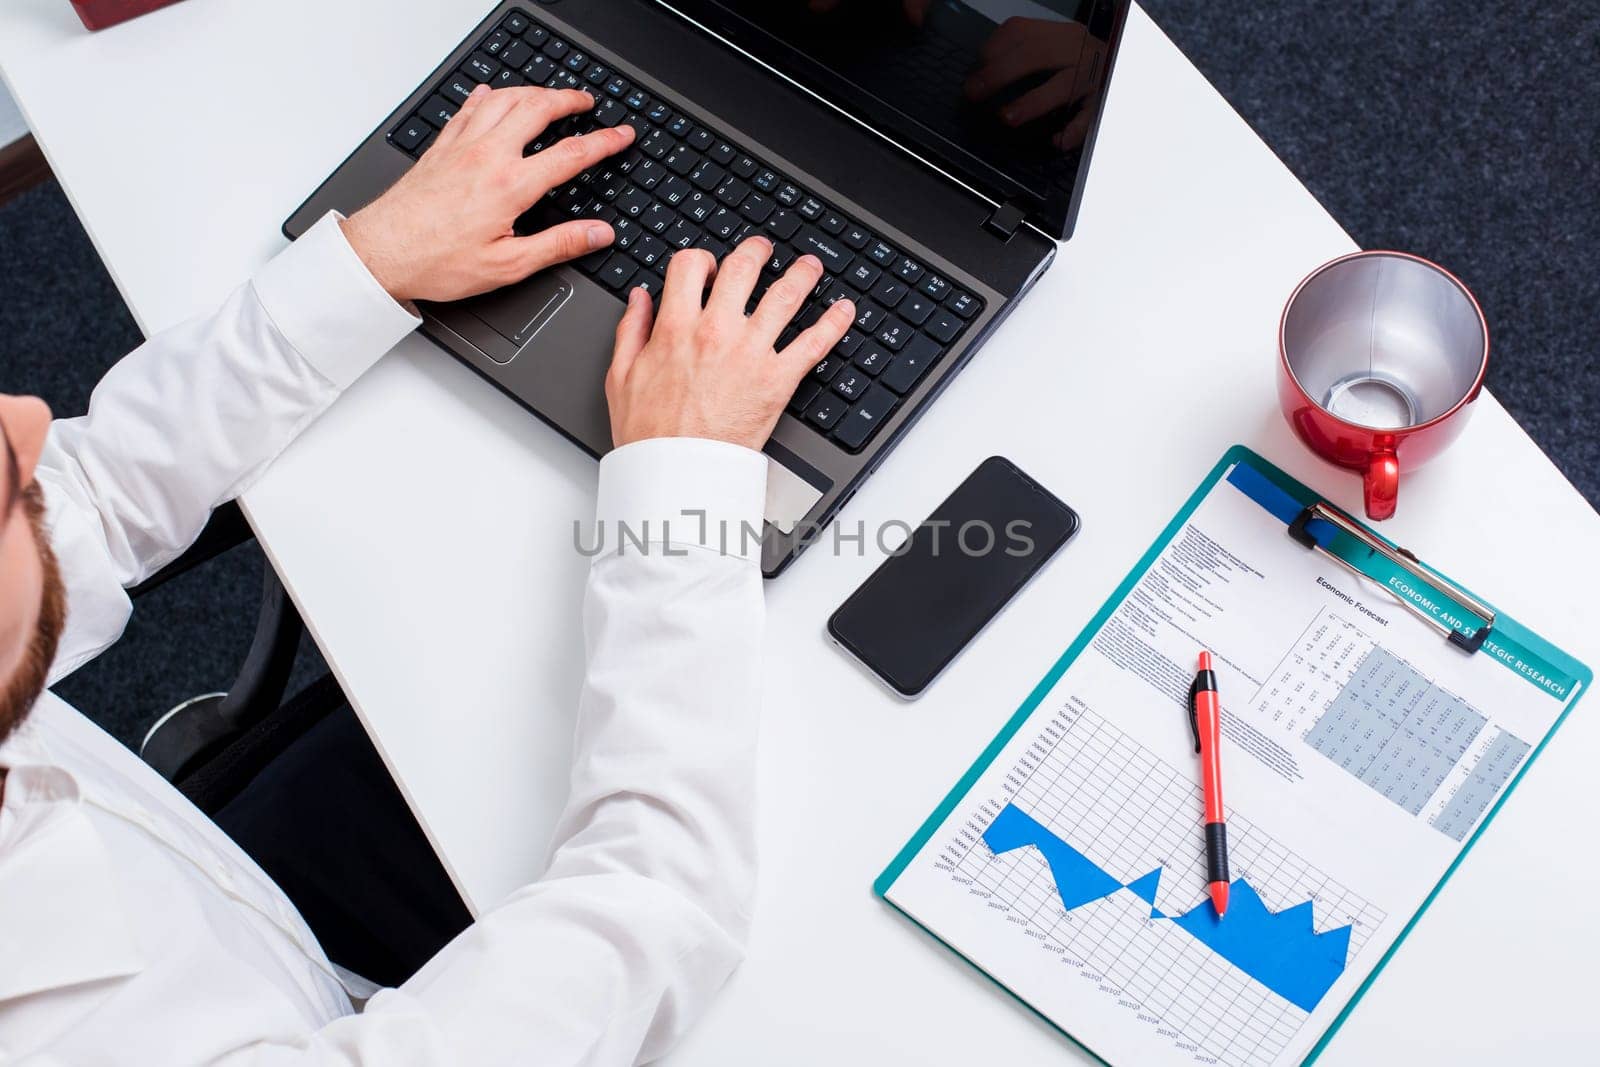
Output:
[874,445,1591,1067]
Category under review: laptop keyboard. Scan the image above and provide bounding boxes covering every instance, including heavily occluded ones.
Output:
[388,8,984,454]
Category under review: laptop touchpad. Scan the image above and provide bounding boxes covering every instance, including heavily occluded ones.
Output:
[454,276,573,359]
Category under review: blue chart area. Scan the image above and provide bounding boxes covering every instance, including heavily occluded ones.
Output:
[984,804,1352,1012]
[946,703,1385,1066]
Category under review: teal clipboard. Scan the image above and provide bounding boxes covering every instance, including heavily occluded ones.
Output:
[874,444,1592,1065]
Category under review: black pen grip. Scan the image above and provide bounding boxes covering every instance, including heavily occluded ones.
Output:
[1204,821,1230,884]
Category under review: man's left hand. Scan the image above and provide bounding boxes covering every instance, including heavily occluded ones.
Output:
[341,85,635,305]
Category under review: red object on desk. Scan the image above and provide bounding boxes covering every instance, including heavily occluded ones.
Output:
[70,0,185,31]
[1189,650,1231,917]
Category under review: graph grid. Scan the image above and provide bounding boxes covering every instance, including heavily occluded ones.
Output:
[941,701,1386,1067]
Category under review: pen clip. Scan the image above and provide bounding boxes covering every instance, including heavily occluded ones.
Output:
[1186,676,1201,754]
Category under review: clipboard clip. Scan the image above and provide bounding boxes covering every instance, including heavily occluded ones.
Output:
[1287,502,1495,654]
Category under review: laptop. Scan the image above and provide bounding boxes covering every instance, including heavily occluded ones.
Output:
[285,0,1130,577]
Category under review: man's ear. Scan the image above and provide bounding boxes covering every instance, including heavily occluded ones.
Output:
[0,395,53,486]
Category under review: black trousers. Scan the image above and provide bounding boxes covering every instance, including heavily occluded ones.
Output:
[210,680,473,988]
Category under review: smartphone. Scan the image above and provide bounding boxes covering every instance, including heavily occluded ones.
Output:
[828,457,1080,698]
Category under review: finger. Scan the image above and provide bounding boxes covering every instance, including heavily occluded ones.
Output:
[434,83,489,150]
[522,125,636,197]
[779,298,856,377]
[657,248,719,325]
[501,218,616,280]
[489,88,596,150]
[704,236,772,319]
[1053,106,1094,151]
[748,254,825,343]
[608,285,655,387]
[999,70,1077,127]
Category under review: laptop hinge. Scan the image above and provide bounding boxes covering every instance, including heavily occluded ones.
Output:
[983,201,1026,240]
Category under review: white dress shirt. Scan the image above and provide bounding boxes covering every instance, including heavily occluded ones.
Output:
[0,214,767,1065]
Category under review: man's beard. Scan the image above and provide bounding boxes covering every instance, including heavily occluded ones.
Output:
[0,482,66,744]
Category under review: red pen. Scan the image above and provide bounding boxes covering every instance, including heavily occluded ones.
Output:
[1188,651,1230,917]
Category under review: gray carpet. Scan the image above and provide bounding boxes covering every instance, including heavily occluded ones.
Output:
[1,2,1595,748]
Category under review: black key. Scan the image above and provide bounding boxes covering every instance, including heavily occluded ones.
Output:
[797,196,825,220]
[811,356,845,383]
[420,94,458,128]
[687,127,715,151]
[522,25,549,46]
[841,225,871,250]
[502,13,529,35]
[630,233,669,268]
[765,208,802,241]
[867,240,896,266]
[543,37,569,60]
[605,75,630,98]
[576,245,611,274]
[639,130,672,159]
[843,260,881,291]
[667,114,694,137]
[564,51,588,72]
[731,155,759,179]
[664,218,698,249]
[501,40,534,70]
[880,334,941,394]
[596,252,638,290]
[925,309,964,343]
[550,69,581,89]
[805,393,847,430]
[391,116,430,152]
[871,278,908,308]
[739,192,775,224]
[776,183,802,207]
[492,68,522,89]
[854,343,891,375]
[876,317,912,351]
[586,64,611,86]
[714,176,749,206]
[633,158,664,190]
[593,98,627,127]
[632,273,664,300]
[648,102,673,125]
[593,167,626,201]
[833,384,898,450]
[658,175,693,207]
[615,186,651,218]
[625,88,651,111]
[464,52,500,82]
[665,145,700,176]
[709,142,736,166]
[766,243,797,274]
[522,55,555,83]
[919,273,951,301]
[820,282,855,309]
[819,211,847,236]
[789,378,823,415]
[832,368,869,401]
[898,292,936,326]
[693,232,729,259]
[484,31,512,55]
[853,301,887,333]
[689,159,726,191]
[642,202,676,234]
[681,190,716,223]
[707,207,740,241]
[893,256,925,284]
[834,329,864,359]
[622,112,650,139]
[753,169,780,192]
[793,227,852,272]
[946,290,979,318]
[442,75,476,104]
[611,217,641,250]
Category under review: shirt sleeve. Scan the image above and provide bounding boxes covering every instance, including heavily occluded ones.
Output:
[35,212,418,677]
[236,438,768,1067]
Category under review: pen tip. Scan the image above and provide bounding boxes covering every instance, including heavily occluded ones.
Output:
[1210,882,1229,918]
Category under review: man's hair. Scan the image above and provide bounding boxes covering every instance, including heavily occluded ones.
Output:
[0,481,65,743]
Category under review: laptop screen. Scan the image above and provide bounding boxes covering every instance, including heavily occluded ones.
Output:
[656,0,1129,240]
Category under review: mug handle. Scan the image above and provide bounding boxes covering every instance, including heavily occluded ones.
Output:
[1363,451,1400,520]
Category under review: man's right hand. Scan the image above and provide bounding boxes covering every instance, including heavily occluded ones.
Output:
[606,238,856,451]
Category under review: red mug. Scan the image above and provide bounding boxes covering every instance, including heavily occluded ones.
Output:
[1278,251,1488,520]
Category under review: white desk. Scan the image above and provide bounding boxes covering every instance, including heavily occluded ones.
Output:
[3,1,1596,1062]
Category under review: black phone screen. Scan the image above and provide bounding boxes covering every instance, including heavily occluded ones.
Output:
[828,457,1079,697]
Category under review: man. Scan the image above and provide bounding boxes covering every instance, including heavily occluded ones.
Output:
[0,84,853,1063]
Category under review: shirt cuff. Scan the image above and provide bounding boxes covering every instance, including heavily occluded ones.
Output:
[593,438,769,564]
[252,211,420,390]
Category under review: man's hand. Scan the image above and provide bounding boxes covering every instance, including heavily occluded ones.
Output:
[606,238,856,451]
[341,85,635,304]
